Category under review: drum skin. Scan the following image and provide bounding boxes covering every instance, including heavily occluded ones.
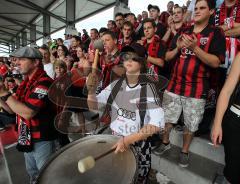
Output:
[36,135,138,184]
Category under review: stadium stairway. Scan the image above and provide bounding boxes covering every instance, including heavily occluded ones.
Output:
[151,129,225,184]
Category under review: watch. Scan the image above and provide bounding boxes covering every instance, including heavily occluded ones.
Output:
[0,93,12,102]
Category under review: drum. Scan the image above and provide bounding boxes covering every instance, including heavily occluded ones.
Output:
[36,135,138,184]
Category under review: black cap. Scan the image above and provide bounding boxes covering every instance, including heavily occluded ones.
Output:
[121,43,148,59]
[10,46,43,59]
[148,4,160,12]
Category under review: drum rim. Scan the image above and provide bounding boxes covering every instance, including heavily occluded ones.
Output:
[36,134,139,184]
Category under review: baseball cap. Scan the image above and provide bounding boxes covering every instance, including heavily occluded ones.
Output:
[148,4,160,12]
[10,46,43,59]
[121,43,148,60]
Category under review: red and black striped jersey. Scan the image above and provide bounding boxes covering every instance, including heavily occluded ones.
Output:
[16,71,57,142]
[167,25,226,99]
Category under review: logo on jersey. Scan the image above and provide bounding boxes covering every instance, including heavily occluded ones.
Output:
[34,88,48,99]
[180,47,195,58]
[200,37,209,45]
[117,108,136,121]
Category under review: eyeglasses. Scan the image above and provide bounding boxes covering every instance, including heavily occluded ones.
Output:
[120,52,144,63]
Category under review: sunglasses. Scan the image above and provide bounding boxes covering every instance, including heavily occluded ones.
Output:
[120,52,144,63]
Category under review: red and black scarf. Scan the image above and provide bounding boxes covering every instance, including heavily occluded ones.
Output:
[143,35,161,79]
[215,0,240,26]
[16,68,46,152]
[118,37,133,50]
[100,50,120,89]
[215,0,240,72]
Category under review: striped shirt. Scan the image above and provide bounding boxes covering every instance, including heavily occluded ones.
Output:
[167,25,226,99]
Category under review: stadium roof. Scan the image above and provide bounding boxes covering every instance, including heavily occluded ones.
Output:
[0,0,117,48]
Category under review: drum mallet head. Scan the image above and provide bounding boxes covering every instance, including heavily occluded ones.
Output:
[78,148,115,173]
[78,156,95,173]
[93,39,104,52]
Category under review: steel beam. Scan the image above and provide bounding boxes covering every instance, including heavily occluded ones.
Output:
[0,15,43,35]
[30,24,36,46]
[66,0,75,26]
[0,30,16,37]
[11,42,15,51]
[43,15,50,36]
[19,0,66,23]
[73,2,115,24]
[88,0,105,6]
[0,42,9,47]
[5,0,38,11]
[0,46,9,51]
[16,36,20,49]
[22,32,27,46]
[0,26,21,32]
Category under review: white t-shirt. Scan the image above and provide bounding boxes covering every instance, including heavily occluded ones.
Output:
[44,63,55,79]
[63,39,71,50]
[97,79,165,136]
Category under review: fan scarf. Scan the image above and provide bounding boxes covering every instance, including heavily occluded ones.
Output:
[16,68,46,152]
[215,0,240,73]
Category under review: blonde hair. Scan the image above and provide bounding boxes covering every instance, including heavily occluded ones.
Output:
[53,59,67,72]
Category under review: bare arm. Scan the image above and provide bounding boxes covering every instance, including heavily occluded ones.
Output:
[182,34,221,68]
[0,100,14,114]
[87,94,98,111]
[225,26,240,37]
[5,96,37,120]
[162,28,172,43]
[214,53,240,127]
[112,124,161,153]
[147,56,164,67]
[165,47,179,61]
[211,53,240,146]
[86,73,100,111]
[193,46,221,68]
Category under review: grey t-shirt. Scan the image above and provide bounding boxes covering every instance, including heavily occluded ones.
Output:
[97,79,165,136]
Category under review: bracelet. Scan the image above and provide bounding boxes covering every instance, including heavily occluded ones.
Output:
[0,92,11,102]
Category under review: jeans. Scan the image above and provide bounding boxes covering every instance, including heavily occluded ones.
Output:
[24,140,56,183]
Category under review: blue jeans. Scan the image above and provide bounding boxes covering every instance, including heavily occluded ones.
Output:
[24,140,56,183]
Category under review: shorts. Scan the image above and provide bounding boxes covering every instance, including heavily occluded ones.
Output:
[162,90,206,132]
[222,108,240,184]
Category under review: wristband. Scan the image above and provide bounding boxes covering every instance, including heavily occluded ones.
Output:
[0,92,11,102]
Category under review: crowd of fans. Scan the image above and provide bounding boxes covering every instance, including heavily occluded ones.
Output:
[0,0,240,183]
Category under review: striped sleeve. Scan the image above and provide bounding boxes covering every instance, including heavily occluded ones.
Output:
[25,78,52,111]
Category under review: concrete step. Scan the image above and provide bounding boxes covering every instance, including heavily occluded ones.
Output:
[169,129,225,165]
[152,145,224,184]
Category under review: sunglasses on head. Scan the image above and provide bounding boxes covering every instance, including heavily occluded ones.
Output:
[120,52,144,63]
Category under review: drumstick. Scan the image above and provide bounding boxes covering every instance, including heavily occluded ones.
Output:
[92,39,104,73]
[78,148,115,173]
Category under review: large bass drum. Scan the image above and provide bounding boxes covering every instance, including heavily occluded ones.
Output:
[36,135,138,184]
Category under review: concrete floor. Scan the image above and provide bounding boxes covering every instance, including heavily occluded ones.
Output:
[0,146,28,184]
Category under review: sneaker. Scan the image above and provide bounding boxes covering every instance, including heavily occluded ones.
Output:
[153,143,171,155]
[179,152,189,168]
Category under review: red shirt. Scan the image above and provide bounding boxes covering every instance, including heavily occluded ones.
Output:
[16,69,57,142]
[167,25,226,99]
